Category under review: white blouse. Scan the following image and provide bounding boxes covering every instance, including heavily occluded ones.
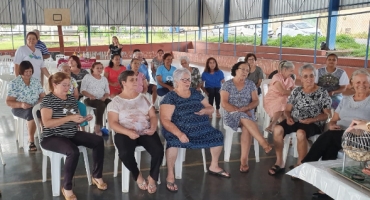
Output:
[80,74,110,99]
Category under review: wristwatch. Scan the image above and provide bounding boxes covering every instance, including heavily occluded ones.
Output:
[366,122,370,131]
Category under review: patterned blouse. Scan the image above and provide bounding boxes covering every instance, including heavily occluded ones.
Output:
[80,74,110,99]
[190,67,201,89]
[288,86,332,127]
[152,57,163,71]
[7,76,44,105]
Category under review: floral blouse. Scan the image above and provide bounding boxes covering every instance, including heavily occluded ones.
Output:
[7,76,44,106]
[288,86,331,127]
[190,67,201,89]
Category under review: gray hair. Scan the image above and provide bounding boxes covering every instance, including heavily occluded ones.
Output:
[351,68,370,82]
[279,60,295,71]
[57,62,69,71]
[173,68,191,88]
[133,51,143,58]
[180,56,190,64]
[299,64,316,77]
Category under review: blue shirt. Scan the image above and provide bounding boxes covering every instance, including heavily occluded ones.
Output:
[127,64,150,82]
[202,70,224,88]
[35,40,49,55]
[156,65,177,89]
[7,76,44,105]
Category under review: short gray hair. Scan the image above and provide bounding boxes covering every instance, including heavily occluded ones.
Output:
[133,51,143,58]
[180,56,190,63]
[58,62,69,71]
[351,68,370,82]
[279,60,295,71]
[299,64,316,76]
[173,68,191,88]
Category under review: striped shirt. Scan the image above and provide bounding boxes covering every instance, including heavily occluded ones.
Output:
[35,40,50,55]
[40,93,78,140]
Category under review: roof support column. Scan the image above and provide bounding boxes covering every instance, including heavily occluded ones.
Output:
[85,0,91,46]
[326,0,339,50]
[21,0,27,44]
[197,0,202,40]
[145,0,149,43]
[261,0,270,45]
[223,0,230,42]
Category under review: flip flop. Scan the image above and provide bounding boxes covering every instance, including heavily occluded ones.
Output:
[166,182,178,193]
[208,169,231,178]
[240,165,249,173]
[268,165,285,176]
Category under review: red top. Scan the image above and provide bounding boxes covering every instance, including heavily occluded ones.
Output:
[104,65,126,95]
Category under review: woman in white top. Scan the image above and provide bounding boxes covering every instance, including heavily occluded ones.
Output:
[108,70,163,194]
[13,31,50,82]
[81,62,110,135]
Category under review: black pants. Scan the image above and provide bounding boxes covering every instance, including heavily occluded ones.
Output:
[114,132,164,181]
[40,131,105,190]
[302,129,344,163]
[206,87,221,110]
[84,98,111,126]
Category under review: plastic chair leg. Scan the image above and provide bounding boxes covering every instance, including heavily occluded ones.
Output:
[42,155,47,182]
[50,155,62,196]
[175,148,184,179]
[121,163,130,193]
[0,143,5,165]
[113,149,119,177]
[80,147,92,185]
[201,149,207,172]
[223,128,233,162]
[254,138,260,162]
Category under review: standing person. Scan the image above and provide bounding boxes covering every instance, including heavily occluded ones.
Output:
[6,61,45,151]
[315,53,349,109]
[13,32,50,82]
[108,70,163,194]
[40,72,106,200]
[180,56,202,91]
[245,53,264,95]
[201,57,225,118]
[104,54,126,97]
[106,36,123,60]
[151,49,164,81]
[156,53,177,97]
[33,29,50,59]
[81,62,111,136]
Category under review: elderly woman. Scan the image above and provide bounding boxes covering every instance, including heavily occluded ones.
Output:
[6,61,45,151]
[221,62,272,173]
[104,54,126,97]
[316,53,349,109]
[131,58,148,93]
[245,53,264,95]
[300,69,370,198]
[268,64,332,176]
[40,72,106,200]
[13,31,50,82]
[81,62,111,135]
[151,49,164,81]
[108,70,163,194]
[180,56,202,91]
[201,57,225,118]
[264,61,295,133]
[156,53,177,97]
[161,68,229,192]
[69,55,89,98]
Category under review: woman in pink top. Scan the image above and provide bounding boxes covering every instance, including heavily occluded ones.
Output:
[263,61,295,133]
[104,54,126,97]
[131,58,148,93]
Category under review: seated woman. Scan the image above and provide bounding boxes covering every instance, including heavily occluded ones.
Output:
[220,62,272,173]
[104,54,126,97]
[6,61,45,151]
[69,55,89,99]
[300,69,370,198]
[268,64,332,176]
[130,58,148,93]
[245,53,264,95]
[156,53,176,97]
[160,68,229,193]
[180,56,202,91]
[40,72,106,200]
[107,70,163,194]
[263,61,295,133]
[81,62,111,136]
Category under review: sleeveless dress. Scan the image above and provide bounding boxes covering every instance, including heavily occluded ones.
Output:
[161,88,224,149]
[221,79,257,131]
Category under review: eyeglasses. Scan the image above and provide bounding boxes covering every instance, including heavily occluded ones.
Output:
[238,68,250,72]
[59,83,71,88]
[180,78,191,83]
[302,74,315,79]
[247,58,255,61]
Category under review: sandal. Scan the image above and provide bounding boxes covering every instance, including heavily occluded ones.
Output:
[216,112,221,118]
[137,179,147,191]
[264,145,272,154]
[147,181,157,194]
[166,181,178,193]
[29,142,37,152]
[91,177,107,190]
[240,165,249,173]
[208,168,230,178]
[268,165,285,176]
[61,187,77,200]
[264,127,273,133]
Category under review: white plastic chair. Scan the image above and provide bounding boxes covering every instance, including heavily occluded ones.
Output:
[0,140,5,165]
[13,116,26,149]
[111,130,161,193]
[32,104,92,197]
[260,79,271,138]
[223,124,260,162]
[237,57,245,62]
[0,74,15,99]
[55,54,65,61]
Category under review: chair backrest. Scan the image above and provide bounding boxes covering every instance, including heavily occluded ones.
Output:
[55,54,65,61]
[260,79,271,106]
[32,103,43,144]
[237,57,245,62]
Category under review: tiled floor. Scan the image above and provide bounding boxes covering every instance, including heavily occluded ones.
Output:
[0,60,332,200]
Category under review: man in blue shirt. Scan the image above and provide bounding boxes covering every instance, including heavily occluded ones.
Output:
[33,29,50,59]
